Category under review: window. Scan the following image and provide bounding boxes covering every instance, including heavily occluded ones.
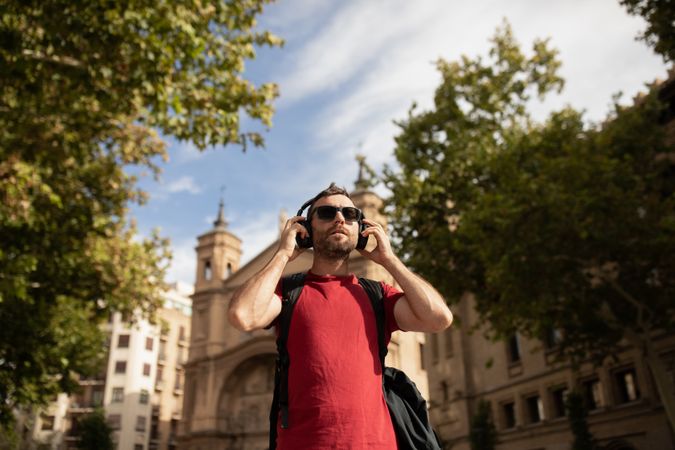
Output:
[203,260,212,280]
[114,361,127,374]
[145,337,153,351]
[615,367,640,403]
[419,343,425,370]
[178,346,187,365]
[544,328,563,349]
[92,386,104,406]
[582,378,604,410]
[112,387,124,403]
[430,333,439,364]
[156,366,164,390]
[174,370,183,391]
[550,386,568,418]
[143,363,151,377]
[118,334,130,348]
[134,445,144,450]
[501,401,516,429]
[525,395,544,423]
[227,262,233,277]
[440,380,449,403]
[507,334,521,363]
[107,414,121,430]
[136,415,147,432]
[40,415,55,431]
[178,326,186,342]
[158,341,167,362]
[140,389,149,404]
[444,327,453,357]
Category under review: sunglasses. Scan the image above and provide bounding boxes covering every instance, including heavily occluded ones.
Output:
[313,205,362,222]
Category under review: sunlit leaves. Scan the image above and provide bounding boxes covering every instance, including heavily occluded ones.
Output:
[386,22,674,366]
[0,0,280,423]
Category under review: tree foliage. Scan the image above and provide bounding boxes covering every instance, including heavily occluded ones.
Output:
[469,399,497,450]
[386,22,675,429]
[78,410,114,450]
[620,0,675,62]
[0,0,281,424]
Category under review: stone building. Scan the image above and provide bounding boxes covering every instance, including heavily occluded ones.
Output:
[178,187,429,450]
[425,293,674,449]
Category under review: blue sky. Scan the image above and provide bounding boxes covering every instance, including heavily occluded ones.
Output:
[131,0,669,285]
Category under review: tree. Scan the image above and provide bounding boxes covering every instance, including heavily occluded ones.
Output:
[0,0,281,424]
[78,410,114,450]
[385,22,675,431]
[620,0,675,62]
[469,399,497,450]
[565,390,599,450]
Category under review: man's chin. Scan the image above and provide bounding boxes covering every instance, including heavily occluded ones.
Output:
[315,240,355,260]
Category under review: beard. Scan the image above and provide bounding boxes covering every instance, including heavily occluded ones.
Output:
[313,230,356,260]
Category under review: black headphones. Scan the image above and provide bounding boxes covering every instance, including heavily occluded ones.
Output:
[295,198,369,250]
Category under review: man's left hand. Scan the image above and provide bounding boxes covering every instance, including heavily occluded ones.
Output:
[357,219,397,267]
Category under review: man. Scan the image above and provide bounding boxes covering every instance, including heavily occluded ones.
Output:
[228,183,452,449]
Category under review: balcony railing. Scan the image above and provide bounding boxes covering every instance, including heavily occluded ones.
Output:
[68,402,98,412]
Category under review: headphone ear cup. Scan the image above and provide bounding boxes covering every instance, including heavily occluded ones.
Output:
[356,221,368,250]
[295,220,313,249]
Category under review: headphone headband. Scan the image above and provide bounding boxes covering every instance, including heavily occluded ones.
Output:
[296,198,314,217]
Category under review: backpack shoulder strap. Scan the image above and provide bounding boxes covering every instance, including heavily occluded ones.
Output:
[270,272,305,447]
[358,277,387,368]
[278,272,306,349]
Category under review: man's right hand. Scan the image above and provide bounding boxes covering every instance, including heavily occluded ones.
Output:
[278,216,308,261]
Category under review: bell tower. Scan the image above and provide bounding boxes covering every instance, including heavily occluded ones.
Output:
[195,199,242,292]
[190,198,242,360]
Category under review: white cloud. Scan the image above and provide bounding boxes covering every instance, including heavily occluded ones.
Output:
[165,176,202,194]
[170,141,209,164]
[261,0,335,38]
[287,0,667,179]
[277,0,440,106]
[231,210,282,266]
[166,239,196,285]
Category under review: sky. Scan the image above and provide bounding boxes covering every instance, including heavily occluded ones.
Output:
[131,0,669,286]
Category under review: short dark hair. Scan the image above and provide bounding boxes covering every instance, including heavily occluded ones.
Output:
[306,182,352,219]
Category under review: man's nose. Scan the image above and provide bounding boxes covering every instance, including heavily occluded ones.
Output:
[334,211,346,223]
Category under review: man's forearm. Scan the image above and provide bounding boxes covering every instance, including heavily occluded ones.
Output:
[228,251,288,331]
[384,256,452,331]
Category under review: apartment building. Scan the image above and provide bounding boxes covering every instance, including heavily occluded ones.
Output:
[29,283,192,450]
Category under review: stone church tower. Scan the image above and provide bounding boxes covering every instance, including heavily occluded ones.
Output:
[178,181,428,450]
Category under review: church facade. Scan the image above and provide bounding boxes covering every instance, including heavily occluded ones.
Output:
[177,188,429,450]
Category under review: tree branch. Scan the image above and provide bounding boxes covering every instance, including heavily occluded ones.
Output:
[21,49,83,68]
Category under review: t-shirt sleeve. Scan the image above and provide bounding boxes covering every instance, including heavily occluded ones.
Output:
[263,279,284,330]
[381,281,405,337]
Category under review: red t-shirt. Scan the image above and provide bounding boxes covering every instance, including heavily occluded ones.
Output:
[274,271,403,450]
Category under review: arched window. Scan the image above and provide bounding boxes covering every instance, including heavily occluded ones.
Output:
[203,260,212,281]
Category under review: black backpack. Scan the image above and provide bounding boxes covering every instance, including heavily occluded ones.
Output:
[269,273,442,450]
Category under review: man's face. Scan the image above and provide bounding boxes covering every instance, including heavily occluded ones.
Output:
[310,194,360,260]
